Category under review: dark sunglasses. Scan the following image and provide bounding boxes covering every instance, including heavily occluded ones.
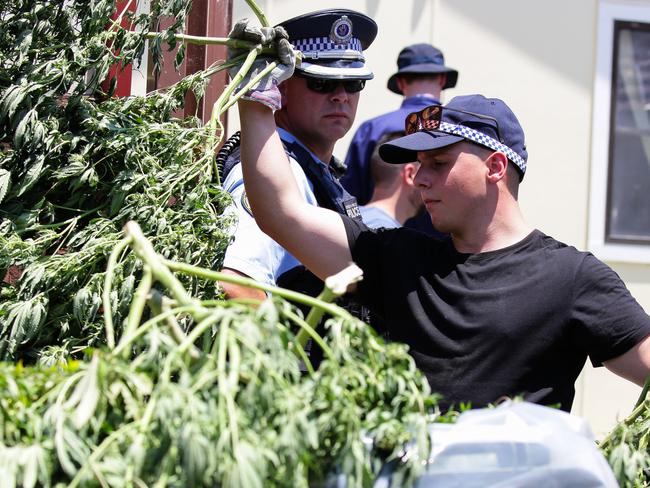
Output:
[405,105,503,143]
[302,76,366,94]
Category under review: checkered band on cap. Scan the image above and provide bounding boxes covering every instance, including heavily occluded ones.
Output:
[292,37,363,55]
[438,121,527,174]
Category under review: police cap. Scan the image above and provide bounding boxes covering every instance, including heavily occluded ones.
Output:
[277,9,377,81]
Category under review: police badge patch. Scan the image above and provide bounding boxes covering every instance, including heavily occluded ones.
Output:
[241,191,253,217]
[330,15,353,44]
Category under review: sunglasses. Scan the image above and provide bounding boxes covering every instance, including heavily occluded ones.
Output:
[302,76,366,94]
[405,105,503,143]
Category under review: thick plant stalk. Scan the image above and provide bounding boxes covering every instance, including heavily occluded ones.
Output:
[244,0,271,27]
[124,221,196,307]
[164,258,354,321]
[144,32,258,48]
[219,59,279,113]
[117,222,350,366]
[599,375,650,450]
[102,236,132,349]
[207,46,261,173]
[598,399,650,450]
[112,304,201,357]
[296,264,364,348]
[635,373,650,409]
[148,289,201,359]
[119,264,153,358]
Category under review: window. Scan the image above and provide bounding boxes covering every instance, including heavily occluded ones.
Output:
[590,2,650,262]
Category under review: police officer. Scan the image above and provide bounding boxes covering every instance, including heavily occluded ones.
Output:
[220,9,377,304]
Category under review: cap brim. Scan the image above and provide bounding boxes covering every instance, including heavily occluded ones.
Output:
[296,60,374,80]
[379,131,464,163]
[387,65,459,94]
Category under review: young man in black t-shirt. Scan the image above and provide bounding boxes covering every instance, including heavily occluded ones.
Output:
[232,41,650,411]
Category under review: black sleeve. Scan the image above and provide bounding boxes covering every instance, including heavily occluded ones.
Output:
[571,253,650,365]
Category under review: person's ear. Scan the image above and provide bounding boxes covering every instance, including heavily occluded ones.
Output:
[438,73,447,90]
[485,152,508,184]
[403,163,419,186]
[396,76,408,94]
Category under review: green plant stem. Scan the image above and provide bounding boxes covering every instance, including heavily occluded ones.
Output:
[216,318,239,449]
[213,47,261,113]
[119,265,153,358]
[600,375,650,450]
[177,313,222,356]
[281,307,334,365]
[24,205,103,232]
[279,309,315,375]
[102,236,132,349]
[297,288,338,348]
[148,289,201,359]
[68,422,139,487]
[111,0,136,30]
[112,304,200,357]
[599,399,649,449]
[218,59,279,114]
[124,221,196,308]
[143,32,257,48]
[164,259,352,321]
[245,0,271,26]
[635,374,650,409]
[206,47,260,180]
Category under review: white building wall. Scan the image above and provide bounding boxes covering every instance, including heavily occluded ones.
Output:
[229,0,650,438]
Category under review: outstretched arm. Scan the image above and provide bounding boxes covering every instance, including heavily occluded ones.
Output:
[238,100,354,284]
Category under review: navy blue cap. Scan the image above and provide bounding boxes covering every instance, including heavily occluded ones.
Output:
[387,43,458,94]
[379,95,528,179]
[277,9,377,80]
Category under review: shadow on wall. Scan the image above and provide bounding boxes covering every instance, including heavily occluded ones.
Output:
[366,0,429,31]
[441,0,595,91]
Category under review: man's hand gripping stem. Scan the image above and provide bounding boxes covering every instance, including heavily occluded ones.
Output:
[226,18,298,112]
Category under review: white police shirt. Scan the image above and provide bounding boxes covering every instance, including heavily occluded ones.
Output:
[222,128,320,287]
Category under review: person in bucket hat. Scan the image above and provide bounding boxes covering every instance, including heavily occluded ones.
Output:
[386,43,458,94]
[219,10,376,333]
[231,76,650,411]
[342,43,457,236]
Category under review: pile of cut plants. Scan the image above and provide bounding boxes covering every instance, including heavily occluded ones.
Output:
[1,0,649,487]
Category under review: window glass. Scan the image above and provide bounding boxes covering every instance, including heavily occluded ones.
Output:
[607,21,650,243]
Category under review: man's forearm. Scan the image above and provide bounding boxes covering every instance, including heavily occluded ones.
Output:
[238,100,304,237]
[237,100,355,282]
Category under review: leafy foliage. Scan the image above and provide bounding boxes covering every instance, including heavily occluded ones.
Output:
[0,0,233,361]
[0,232,453,487]
[600,396,650,487]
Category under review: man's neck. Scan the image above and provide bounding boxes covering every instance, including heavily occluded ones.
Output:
[277,125,334,165]
[401,83,442,100]
[451,204,533,254]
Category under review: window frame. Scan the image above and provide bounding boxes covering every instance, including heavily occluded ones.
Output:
[589,1,650,263]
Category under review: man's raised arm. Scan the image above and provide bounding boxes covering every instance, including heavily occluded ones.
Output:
[237,100,353,283]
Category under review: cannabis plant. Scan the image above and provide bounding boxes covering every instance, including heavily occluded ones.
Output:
[0,0,236,361]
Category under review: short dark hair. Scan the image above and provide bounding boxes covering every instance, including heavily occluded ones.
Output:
[396,73,444,85]
[370,131,409,186]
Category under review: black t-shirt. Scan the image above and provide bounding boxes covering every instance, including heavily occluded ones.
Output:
[343,216,650,411]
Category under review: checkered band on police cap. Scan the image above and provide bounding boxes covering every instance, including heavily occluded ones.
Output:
[292,37,363,55]
[438,121,527,174]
